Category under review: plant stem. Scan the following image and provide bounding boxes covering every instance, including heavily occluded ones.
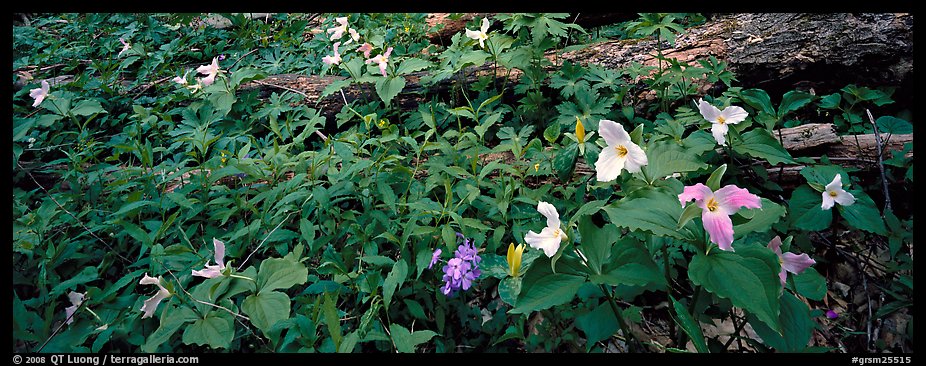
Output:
[677,285,702,347]
[598,284,641,352]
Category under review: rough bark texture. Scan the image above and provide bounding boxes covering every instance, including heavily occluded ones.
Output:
[558,13,913,97]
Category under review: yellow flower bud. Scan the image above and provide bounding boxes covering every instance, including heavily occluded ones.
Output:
[575,116,586,143]
[506,243,525,277]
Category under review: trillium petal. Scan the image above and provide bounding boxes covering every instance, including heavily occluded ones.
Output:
[825,174,843,192]
[465,28,481,40]
[524,227,562,258]
[678,183,713,206]
[714,185,762,214]
[710,122,729,146]
[702,209,735,251]
[697,98,721,122]
[480,17,490,33]
[141,289,169,319]
[622,141,648,173]
[781,252,815,275]
[594,145,626,182]
[599,119,631,146]
[200,74,216,86]
[719,106,749,124]
[821,192,836,210]
[65,304,79,324]
[537,201,561,229]
[767,236,783,256]
[213,238,226,268]
[833,190,856,206]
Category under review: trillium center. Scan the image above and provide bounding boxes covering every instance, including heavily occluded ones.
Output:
[706,197,720,212]
[615,145,628,158]
[829,191,839,197]
[717,116,726,124]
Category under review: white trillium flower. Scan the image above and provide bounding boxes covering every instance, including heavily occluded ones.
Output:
[697,98,749,146]
[821,174,856,210]
[195,57,221,86]
[138,274,171,319]
[465,17,490,48]
[594,119,648,182]
[29,80,50,108]
[118,38,131,57]
[322,42,343,66]
[64,291,85,325]
[192,238,227,279]
[524,201,568,257]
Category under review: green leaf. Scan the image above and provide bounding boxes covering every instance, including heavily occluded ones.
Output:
[375,76,406,106]
[141,306,198,352]
[677,202,702,230]
[739,89,775,116]
[498,276,522,306]
[553,143,579,181]
[382,259,409,310]
[51,266,98,297]
[543,121,562,143]
[257,258,308,293]
[510,273,584,314]
[603,186,697,241]
[320,79,352,99]
[182,312,234,349]
[591,237,666,289]
[818,93,841,109]
[69,99,107,117]
[395,58,432,75]
[777,90,814,119]
[322,292,342,350]
[705,164,727,191]
[838,190,887,235]
[242,291,290,334]
[576,216,616,274]
[229,67,267,87]
[670,296,708,353]
[389,324,437,353]
[792,267,826,301]
[733,129,794,165]
[733,198,786,239]
[688,246,782,333]
[799,165,849,188]
[749,292,813,352]
[788,185,832,231]
[574,301,619,347]
[641,141,707,184]
[875,116,912,134]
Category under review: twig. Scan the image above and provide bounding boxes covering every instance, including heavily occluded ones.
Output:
[34,295,90,352]
[160,265,251,322]
[237,212,295,270]
[866,109,892,212]
[15,161,132,265]
[253,79,308,98]
[230,49,259,70]
[131,76,173,99]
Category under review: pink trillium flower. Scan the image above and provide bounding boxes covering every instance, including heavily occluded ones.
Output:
[465,17,490,48]
[356,43,373,58]
[192,238,226,279]
[327,17,352,41]
[594,119,648,182]
[348,28,360,43]
[29,80,50,108]
[679,183,762,251]
[138,274,171,319]
[172,69,191,85]
[118,38,131,57]
[366,47,393,77]
[821,174,856,210]
[524,201,568,257]
[322,42,343,66]
[697,98,749,146]
[196,57,221,86]
[767,236,816,286]
[64,291,85,325]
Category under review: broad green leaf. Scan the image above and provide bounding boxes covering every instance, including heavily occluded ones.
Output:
[320,79,352,99]
[242,291,290,334]
[322,292,342,350]
[70,99,107,117]
[788,185,832,231]
[591,237,666,289]
[543,121,562,143]
[574,301,619,347]
[688,246,782,332]
[777,90,814,119]
[511,273,584,314]
[553,143,579,181]
[257,258,308,293]
[229,67,267,87]
[875,116,912,134]
[498,276,522,306]
[395,58,432,75]
[670,296,708,353]
[375,76,406,106]
[799,165,849,188]
[641,141,707,184]
[51,266,98,297]
[576,216,617,274]
[792,267,826,301]
[382,259,408,310]
[141,306,198,353]
[739,89,775,116]
[838,190,887,235]
[182,312,234,349]
[733,198,786,239]
[389,323,437,353]
[603,186,697,241]
[749,292,813,352]
[818,93,841,109]
[733,129,794,165]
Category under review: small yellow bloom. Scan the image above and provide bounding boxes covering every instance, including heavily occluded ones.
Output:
[533,163,540,172]
[378,119,387,128]
[506,243,525,277]
[575,116,586,143]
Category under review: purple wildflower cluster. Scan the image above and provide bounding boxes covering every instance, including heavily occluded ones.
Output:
[429,233,481,296]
